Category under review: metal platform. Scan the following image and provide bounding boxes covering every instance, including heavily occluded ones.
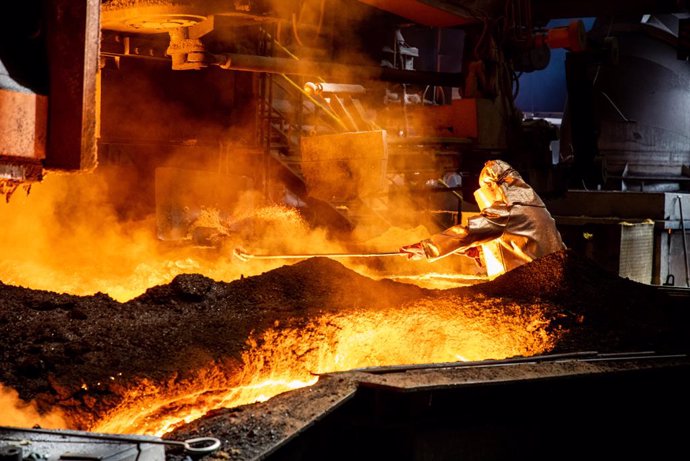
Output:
[545,191,690,286]
[171,351,690,461]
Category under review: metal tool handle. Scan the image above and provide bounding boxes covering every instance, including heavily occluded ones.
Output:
[233,248,405,261]
[180,437,222,455]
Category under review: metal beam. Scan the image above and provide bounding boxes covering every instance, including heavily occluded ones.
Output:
[532,0,689,21]
[43,0,100,171]
[358,0,484,26]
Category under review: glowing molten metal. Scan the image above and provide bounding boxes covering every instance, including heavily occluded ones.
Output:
[0,174,557,436]
[90,298,555,436]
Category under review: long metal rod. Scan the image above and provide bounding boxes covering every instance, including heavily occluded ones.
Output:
[676,195,689,286]
[260,29,348,130]
[264,30,274,202]
[235,249,404,260]
[278,73,349,130]
[214,53,464,87]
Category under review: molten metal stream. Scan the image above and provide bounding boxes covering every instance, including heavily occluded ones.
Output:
[90,298,556,436]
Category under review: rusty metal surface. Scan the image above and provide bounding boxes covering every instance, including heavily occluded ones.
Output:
[100,0,280,34]
[0,157,43,182]
[101,1,210,34]
[0,157,43,200]
[100,30,170,62]
[43,0,100,172]
[0,89,47,160]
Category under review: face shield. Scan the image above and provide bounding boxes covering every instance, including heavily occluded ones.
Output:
[473,160,515,210]
[473,180,504,211]
[473,187,494,211]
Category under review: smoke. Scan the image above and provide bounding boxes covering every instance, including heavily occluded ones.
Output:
[0,167,428,302]
[0,171,331,301]
[0,172,169,301]
[0,0,479,302]
[0,384,68,428]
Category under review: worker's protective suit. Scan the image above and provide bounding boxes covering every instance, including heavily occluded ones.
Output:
[400,160,565,276]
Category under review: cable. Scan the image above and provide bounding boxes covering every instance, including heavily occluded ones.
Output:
[473,17,491,60]
[599,91,633,122]
[592,17,615,87]
[512,70,522,99]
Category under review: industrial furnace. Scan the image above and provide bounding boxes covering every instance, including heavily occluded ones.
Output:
[2,1,690,459]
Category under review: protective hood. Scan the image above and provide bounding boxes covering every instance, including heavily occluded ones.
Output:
[479,160,545,207]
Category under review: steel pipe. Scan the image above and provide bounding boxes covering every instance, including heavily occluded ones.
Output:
[215,53,463,87]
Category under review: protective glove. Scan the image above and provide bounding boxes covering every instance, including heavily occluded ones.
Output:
[462,246,483,267]
[399,242,427,261]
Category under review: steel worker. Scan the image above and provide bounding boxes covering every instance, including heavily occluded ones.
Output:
[400,160,566,277]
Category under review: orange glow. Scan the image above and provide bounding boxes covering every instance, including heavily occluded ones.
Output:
[0,173,348,301]
[0,384,68,428]
[481,242,506,279]
[0,173,475,301]
[387,272,487,289]
[1,172,556,436]
[90,297,557,435]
